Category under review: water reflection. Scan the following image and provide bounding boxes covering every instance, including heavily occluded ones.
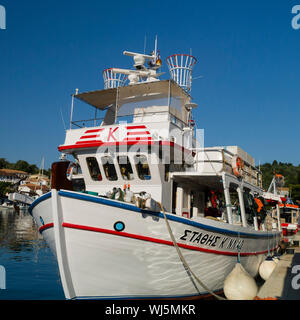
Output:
[0,208,64,299]
[0,208,47,261]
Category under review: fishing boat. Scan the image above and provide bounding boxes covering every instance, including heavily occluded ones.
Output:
[279,203,299,239]
[263,174,299,242]
[29,42,281,300]
[0,200,14,210]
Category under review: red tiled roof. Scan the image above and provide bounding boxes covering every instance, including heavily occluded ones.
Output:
[0,169,28,176]
[19,183,50,191]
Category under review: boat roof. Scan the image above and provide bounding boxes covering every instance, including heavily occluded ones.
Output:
[74,79,191,110]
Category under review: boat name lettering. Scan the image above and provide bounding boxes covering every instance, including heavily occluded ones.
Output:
[218,237,228,248]
[179,230,220,247]
[180,230,244,250]
[226,238,244,250]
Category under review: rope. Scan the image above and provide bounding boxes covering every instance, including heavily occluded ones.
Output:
[267,231,270,257]
[237,232,241,263]
[158,202,226,300]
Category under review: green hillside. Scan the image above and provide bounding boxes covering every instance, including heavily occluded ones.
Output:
[0,158,50,176]
[260,161,300,203]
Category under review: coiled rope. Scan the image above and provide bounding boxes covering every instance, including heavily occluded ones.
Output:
[158,202,226,300]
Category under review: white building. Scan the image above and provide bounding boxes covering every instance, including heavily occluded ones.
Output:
[0,169,29,184]
[18,183,50,197]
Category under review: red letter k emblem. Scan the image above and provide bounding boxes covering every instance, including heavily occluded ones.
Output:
[107,127,119,142]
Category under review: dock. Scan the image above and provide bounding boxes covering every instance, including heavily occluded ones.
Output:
[257,234,300,300]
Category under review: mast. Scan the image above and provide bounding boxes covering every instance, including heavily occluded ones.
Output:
[70,88,79,129]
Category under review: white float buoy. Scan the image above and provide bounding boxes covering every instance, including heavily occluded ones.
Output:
[272,256,280,264]
[259,256,277,280]
[224,262,258,300]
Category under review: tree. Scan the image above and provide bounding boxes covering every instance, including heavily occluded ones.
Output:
[27,164,39,174]
[259,161,300,203]
[0,158,50,176]
[14,160,30,172]
[0,182,13,198]
[0,158,9,169]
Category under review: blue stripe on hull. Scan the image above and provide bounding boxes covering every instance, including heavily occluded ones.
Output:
[28,192,51,215]
[30,189,280,239]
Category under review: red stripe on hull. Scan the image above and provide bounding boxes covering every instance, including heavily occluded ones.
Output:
[39,223,54,233]
[61,222,275,257]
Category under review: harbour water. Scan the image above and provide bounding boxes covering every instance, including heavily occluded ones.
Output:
[0,208,64,300]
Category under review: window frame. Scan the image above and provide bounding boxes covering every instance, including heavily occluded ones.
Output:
[134,154,151,181]
[117,155,134,181]
[101,155,119,181]
[86,157,103,182]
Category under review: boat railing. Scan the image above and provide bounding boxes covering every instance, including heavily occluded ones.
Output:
[71,117,105,128]
[70,105,185,129]
[191,147,262,187]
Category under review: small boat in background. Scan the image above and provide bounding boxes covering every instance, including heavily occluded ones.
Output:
[263,174,299,243]
[0,200,14,210]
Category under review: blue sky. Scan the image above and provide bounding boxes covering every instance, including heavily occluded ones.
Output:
[0,0,300,169]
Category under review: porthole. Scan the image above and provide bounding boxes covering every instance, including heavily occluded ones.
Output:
[114,221,125,232]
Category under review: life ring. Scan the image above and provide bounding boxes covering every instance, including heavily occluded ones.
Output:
[66,167,72,180]
[232,155,244,177]
[66,162,77,181]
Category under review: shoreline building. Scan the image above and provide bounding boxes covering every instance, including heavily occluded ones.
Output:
[0,169,29,184]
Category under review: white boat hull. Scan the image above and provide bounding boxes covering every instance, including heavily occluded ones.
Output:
[30,190,281,300]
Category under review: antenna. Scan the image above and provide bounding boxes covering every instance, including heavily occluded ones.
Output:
[144,35,147,54]
[69,89,78,129]
[40,156,45,177]
[60,107,67,131]
[193,75,204,80]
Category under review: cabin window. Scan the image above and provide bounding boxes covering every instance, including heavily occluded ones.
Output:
[101,156,118,181]
[76,164,82,175]
[230,190,241,225]
[117,156,134,181]
[134,155,151,180]
[72,178,86,192]
[86,157,102,181]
